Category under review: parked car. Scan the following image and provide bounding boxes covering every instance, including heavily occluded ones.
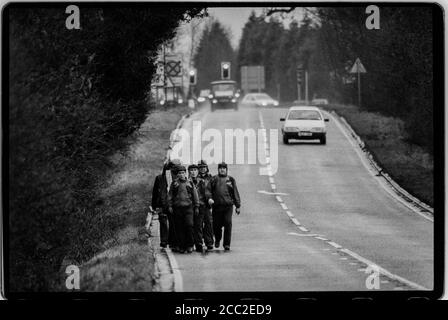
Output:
[241,93,279,108]
[209,80,239,111]
[280,106,329,145]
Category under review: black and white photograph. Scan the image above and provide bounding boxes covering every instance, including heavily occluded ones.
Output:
[2,1,444,304]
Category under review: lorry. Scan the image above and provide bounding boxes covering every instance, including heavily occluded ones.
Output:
[209,80,240,111]
[240,66,265,95]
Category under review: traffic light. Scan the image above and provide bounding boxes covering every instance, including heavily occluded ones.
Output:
[296,66,304,84]
[221,62,231,80]
[189,69,196,85]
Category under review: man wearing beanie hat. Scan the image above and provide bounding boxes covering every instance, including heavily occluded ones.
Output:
[188,164,213,252]
[198,160,212,180]
[209,162,241,251]
[168,165,199,253]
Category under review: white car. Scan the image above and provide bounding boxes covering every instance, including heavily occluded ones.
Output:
[197,89,210,103]
[241,93,279,107]
[280,106,329,144]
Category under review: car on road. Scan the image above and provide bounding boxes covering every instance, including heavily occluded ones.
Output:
[280,106,329,144]
[209,80,239,111]
[241,93,279,108]
[159,88,185,107]
[196,89,210,105]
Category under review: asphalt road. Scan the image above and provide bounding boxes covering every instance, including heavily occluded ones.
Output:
[169,103,433,292]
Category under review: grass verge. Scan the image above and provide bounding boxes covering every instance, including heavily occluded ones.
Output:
[323,104,433,207]
[77,105,191,291]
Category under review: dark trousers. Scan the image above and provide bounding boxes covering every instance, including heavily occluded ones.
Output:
[203,206,214,247]
[159,208,177,248]
[167,209,177,248]
[213,205,233,247]
[194,205,214,249]
[173,206,194,250]
[158,210,169,246]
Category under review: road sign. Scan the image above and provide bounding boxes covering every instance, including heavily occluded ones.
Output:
[153,74,164,86]
[166,60,182,77]
[350,58,367,74]
[349,58,366,108]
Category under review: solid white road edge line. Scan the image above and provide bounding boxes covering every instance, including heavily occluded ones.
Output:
[326,112,434,222]
[327,241,343,249]
[165,248,184,292]
[326,111,434,223]
[259,109,428,291]
[340,248,429,291]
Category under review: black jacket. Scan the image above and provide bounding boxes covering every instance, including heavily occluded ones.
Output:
[191,177,212,206]
[151,173,171,209]
[210,175,241,208]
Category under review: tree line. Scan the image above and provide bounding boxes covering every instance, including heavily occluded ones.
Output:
[8,5,205,291]
[194,8,434,152]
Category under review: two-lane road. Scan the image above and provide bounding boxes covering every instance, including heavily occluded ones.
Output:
[169,104,433,291]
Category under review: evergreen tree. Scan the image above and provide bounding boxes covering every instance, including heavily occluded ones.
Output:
[193,20,236,90]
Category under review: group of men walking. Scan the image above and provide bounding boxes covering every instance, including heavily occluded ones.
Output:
[151,159,241,253]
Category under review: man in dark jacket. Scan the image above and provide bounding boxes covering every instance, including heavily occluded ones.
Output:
[151,162,169,248]
[210,162,241,251]
[151,159,181,250]
[168,165,199,253]
[197,160,215,250]
[189,164,213,252]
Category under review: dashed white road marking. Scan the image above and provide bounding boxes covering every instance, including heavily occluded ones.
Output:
[258,109,428,292]
[257,190,289,196]
[288,232,322,237]
[340,248,428,290]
